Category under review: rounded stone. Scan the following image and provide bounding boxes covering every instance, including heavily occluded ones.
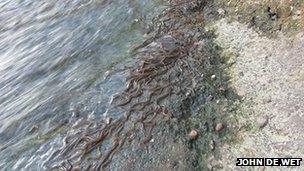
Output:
[215,123,224,132]
[256,115,269,128]
[188,129,198,140]
[209,140,215,150]
[211,74,216,80]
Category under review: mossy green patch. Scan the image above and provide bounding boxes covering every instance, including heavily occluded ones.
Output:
[215,0,304,37]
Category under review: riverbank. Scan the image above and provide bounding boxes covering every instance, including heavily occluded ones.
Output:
[49,1,304,170]
[1,0,303,170]
[205,0,304,170]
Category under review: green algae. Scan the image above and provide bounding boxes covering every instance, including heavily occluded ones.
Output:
[215,0,304,37]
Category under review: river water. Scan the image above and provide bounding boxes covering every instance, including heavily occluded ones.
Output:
[0,0,165,170]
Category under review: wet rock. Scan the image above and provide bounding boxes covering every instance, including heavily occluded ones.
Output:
[215,123,224,132]
[159,35,176,51]
[104,117,112,125]
[209,140,215,150]
[211,74,216,80]
[188,129,198,140]
[256,115,269,128]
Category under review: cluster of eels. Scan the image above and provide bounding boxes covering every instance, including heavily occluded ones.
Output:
[49,0,208,170]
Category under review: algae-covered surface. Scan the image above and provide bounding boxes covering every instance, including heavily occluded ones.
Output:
[215,0,304,36]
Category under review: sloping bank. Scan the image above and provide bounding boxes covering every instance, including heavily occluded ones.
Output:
[44,1,242,170]
[208,0,304,170]
[48,0,304,170]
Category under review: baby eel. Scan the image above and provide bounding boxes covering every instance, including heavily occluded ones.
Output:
[59,136,83,157]
[82,130,109,156]
[95,136,124,170]
[143,112,157,127]
[140,120,155,146]
[145,67,169,85]
[115,83,143,107]
[130,101,151,111]
[148,81,170,93]
[156,87,172,105]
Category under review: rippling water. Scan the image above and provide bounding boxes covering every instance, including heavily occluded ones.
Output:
[0,0,164,170]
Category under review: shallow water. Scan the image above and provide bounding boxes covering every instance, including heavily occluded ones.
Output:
[0,0,165,170]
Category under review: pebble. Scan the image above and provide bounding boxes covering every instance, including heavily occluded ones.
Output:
[217,8,225,15]
[160,35,176,51]
[256,115,269,128]
[215,123,224,132]
[209,140,215,150]
[188,129,198,140]
[104,117,112,125]
[211,74,216,80]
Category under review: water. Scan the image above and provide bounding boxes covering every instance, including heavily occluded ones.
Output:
[0,0,165,170]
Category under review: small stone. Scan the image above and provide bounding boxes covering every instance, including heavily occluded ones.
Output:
[209,140,215,150]
[218,86,226,91]
[215,123,224,132]
[256,115,269,128]
[211,75,216,80]
[104,70,112,80]
[217,8,225,15]
[104,117,112,125]
[160,35,176,51]
[188,129,198,140]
